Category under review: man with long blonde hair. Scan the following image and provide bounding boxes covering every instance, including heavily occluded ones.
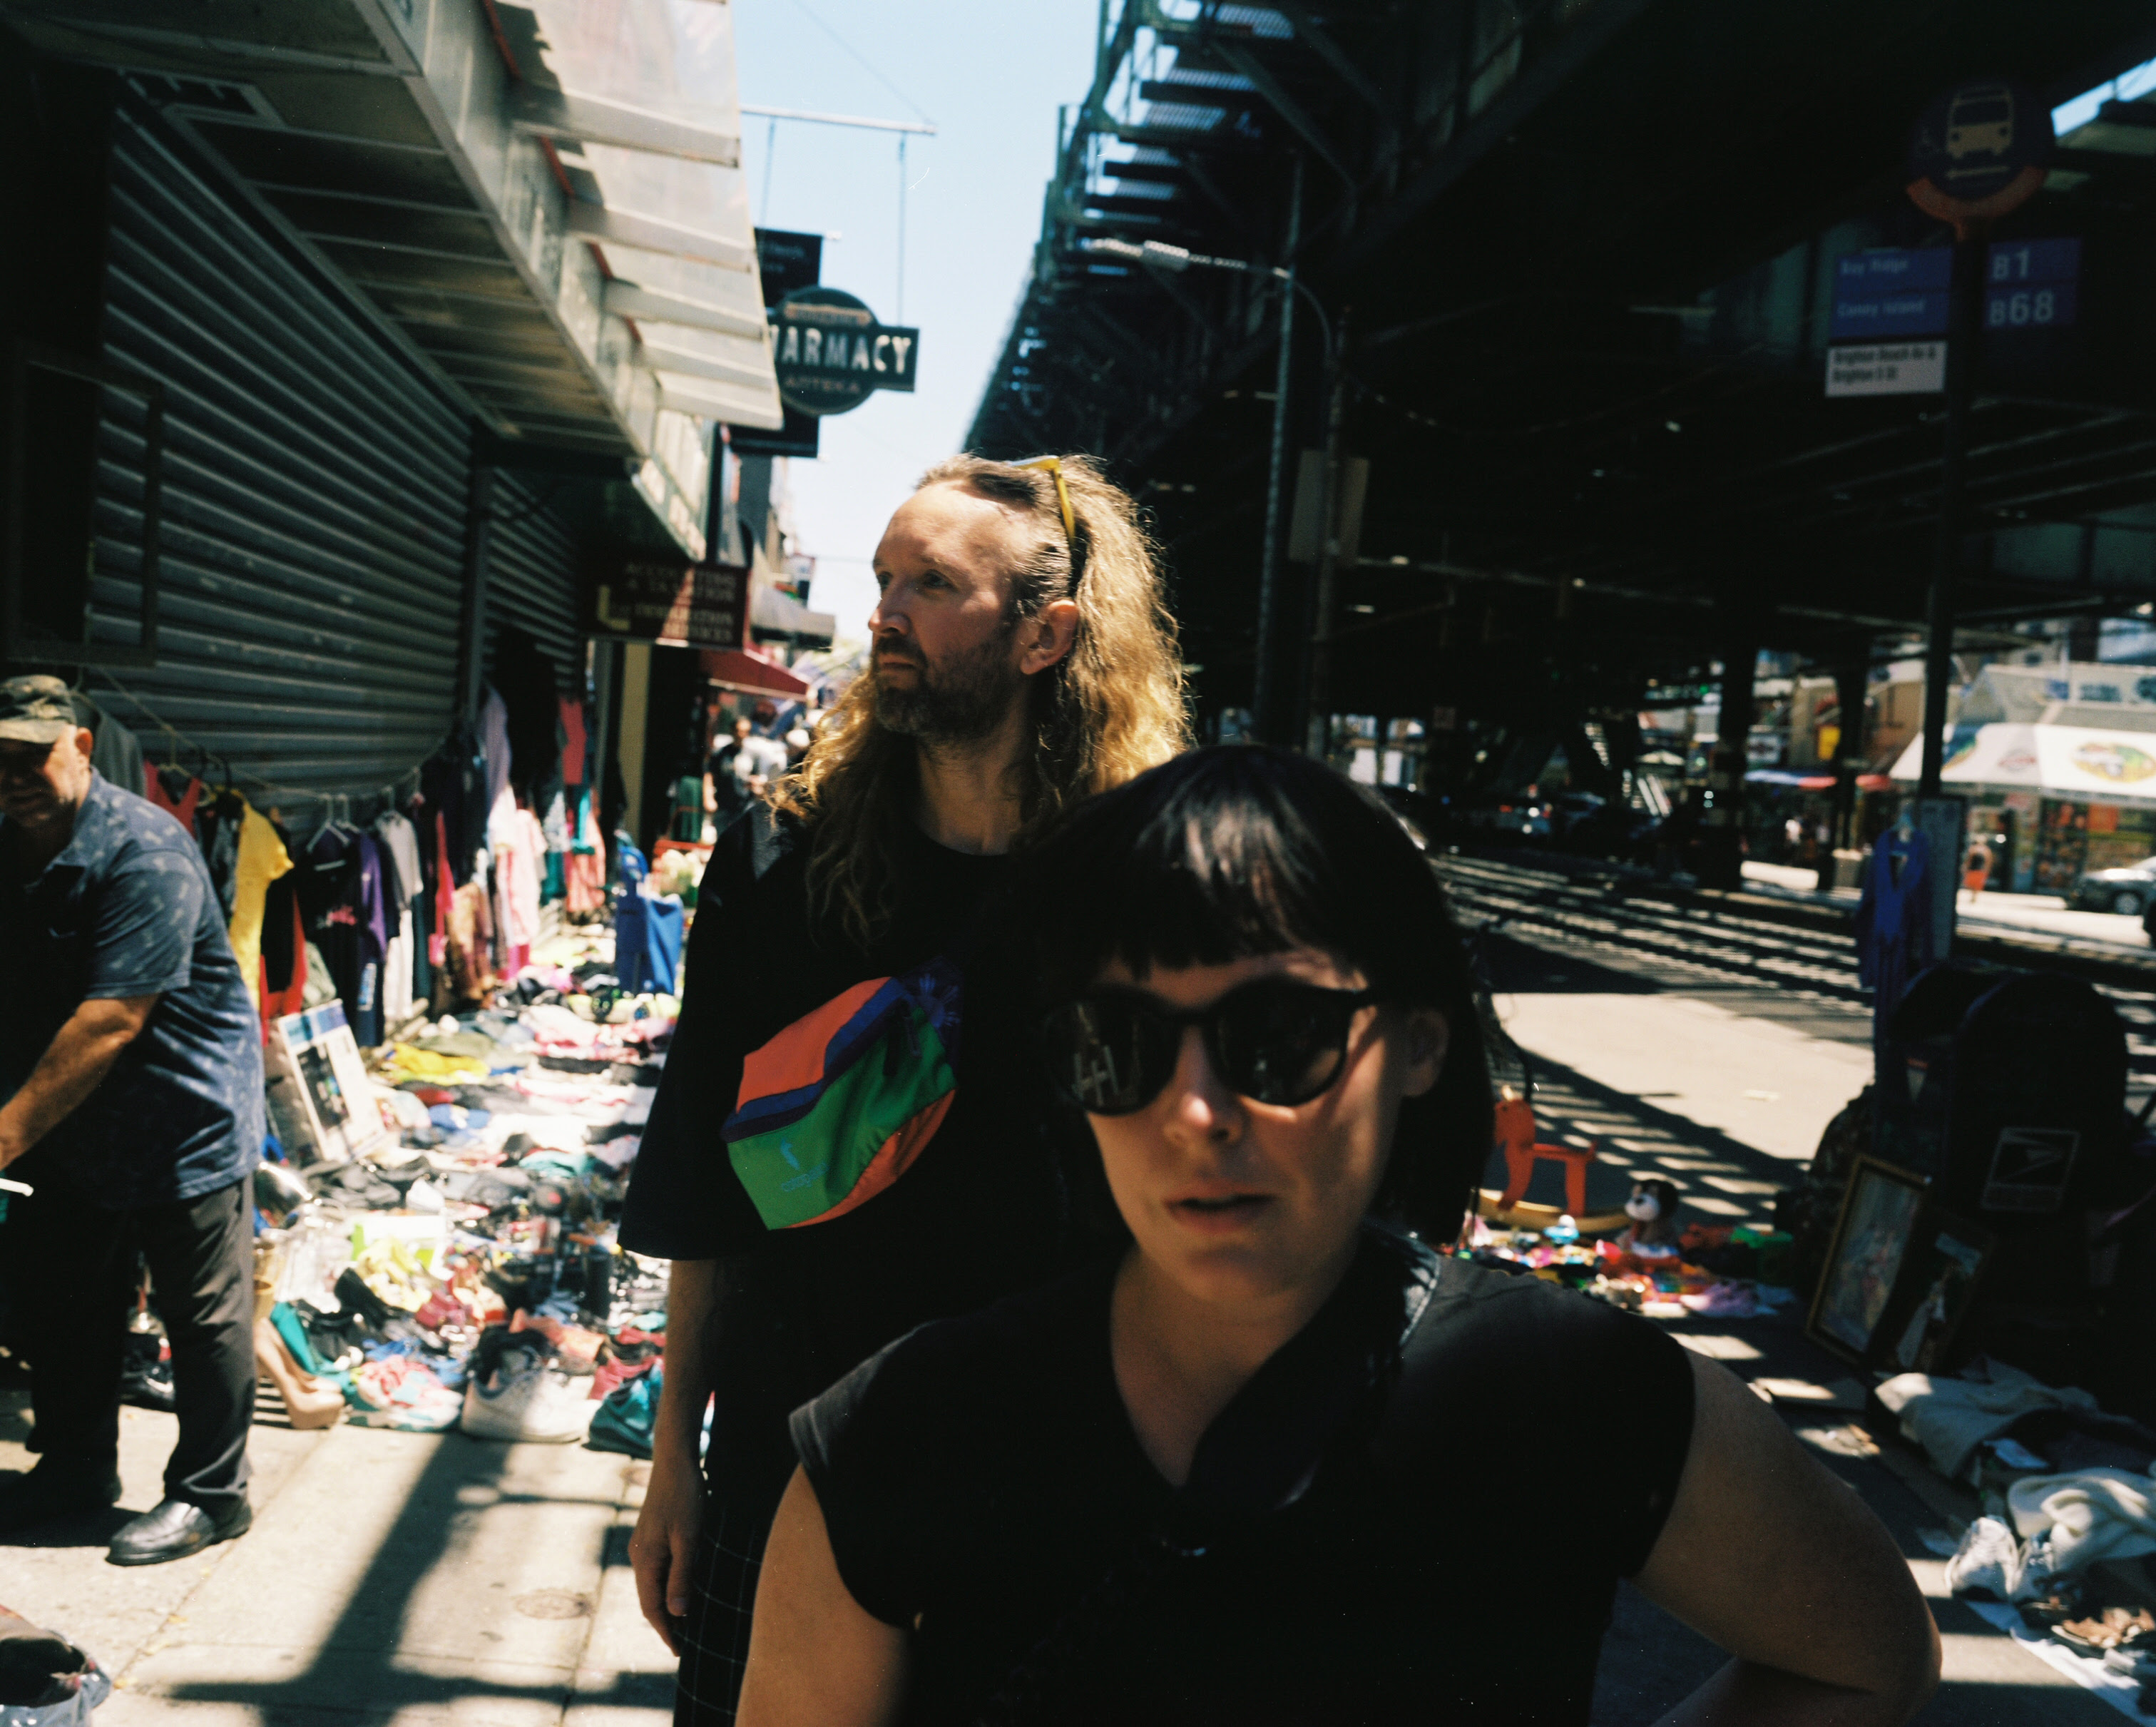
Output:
[619,454,1186,1726]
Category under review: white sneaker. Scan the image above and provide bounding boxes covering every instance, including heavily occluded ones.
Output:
[460,1360,596,1443]
[1943,1516,2023,1600]
[2012,1530,2060,1604]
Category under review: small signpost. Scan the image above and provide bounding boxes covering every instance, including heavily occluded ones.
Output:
[587,553,750,650]
[1824,236,2082,397]
[1895,76,2055,911]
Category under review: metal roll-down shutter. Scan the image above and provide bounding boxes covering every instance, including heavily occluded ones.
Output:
[88,104,471,801]
[487,469,585,696]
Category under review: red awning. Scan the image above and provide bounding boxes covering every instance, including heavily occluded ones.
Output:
[702,648,810,699]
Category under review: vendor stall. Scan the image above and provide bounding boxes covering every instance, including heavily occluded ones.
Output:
[1889,722,2156,892]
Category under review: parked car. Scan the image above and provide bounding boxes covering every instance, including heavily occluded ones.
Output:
[2075,856,2156,916]
[1462,794,1553,840]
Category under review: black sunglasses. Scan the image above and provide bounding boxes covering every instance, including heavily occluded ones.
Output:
[1041,977,1381,1116]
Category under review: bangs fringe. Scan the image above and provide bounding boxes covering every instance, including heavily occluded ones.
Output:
[1034,748,1442,1004]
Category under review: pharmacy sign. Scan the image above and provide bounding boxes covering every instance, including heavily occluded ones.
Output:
[771,286,919,417]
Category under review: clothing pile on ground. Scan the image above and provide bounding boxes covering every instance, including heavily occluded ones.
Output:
[1916,1357,2156,1711]
[245,937,678,1455]
[1456,1216,1799,1322]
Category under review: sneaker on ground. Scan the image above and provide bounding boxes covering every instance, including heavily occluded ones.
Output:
[461,1360,595,1443]
[1943,1515,2023,1601]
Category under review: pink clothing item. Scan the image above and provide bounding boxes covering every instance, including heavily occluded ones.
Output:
[430,810,454,967]
[559,697,587,786]
[565,850,606,916]
[496,806,545,950]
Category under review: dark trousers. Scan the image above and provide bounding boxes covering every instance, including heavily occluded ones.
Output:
[1,1168,255,1514]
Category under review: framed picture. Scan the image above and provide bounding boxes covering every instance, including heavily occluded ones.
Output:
[1808,1158,1928,1365]
[1875,1214,1996,1375]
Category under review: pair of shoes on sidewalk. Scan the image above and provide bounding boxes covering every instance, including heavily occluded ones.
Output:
[0,1462,252,1566]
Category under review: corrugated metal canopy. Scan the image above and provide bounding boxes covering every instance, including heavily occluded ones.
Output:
[4,0,784,556]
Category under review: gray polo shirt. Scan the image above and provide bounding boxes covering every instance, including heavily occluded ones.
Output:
[0,770,263,1208]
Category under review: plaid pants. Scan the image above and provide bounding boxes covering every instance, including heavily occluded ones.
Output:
[673,1494,780,1727]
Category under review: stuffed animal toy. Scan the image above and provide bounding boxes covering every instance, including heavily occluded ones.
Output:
[1619,1178,1683,1257]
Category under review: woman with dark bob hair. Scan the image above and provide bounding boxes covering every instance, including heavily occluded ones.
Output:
[737,746,1939,1726]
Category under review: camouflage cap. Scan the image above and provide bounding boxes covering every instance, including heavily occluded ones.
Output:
[0,675,78,745]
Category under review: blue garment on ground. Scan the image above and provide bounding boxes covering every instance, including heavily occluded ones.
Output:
[0,770,264,1208]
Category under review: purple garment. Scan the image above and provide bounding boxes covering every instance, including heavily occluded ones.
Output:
[1854,827,1935,1051]
[353,832,389,1047]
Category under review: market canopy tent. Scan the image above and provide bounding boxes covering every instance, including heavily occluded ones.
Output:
[702,648,809,701]
[1889,723,2156,805]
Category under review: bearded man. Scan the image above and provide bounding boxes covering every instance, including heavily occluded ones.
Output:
[619,455,1187,1725]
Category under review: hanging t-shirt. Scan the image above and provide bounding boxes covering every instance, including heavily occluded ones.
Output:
[479,688,513,839]
[420,723,488,888]
[794,1236,1695,1726]
[372,811,425,1026]
[141,765,203,832]
[296,827,389,1046]
[193,788,246,919]
[619,809,1068,1511]
[228,803,293,1017]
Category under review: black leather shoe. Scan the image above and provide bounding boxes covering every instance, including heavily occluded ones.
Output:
[0,1464,123,1532]
[106,1496,251,1566]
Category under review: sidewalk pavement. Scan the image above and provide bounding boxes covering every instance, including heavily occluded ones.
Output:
[1493,925,2125,1723]
[1742,859,2154,950]
[0,1391,674,1727]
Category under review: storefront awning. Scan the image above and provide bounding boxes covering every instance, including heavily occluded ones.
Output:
[703,649,810,700]
[1745,769,1836,789]
[1889,722,2156,804]
[5,0,783,556]
[750,581,837,648]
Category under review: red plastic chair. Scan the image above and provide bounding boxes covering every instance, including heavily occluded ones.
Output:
[1493,1091,1597,1216]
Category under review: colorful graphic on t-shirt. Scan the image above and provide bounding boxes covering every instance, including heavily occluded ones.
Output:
[723,956,963,1229]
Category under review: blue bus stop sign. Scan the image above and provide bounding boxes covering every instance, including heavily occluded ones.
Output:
[1906,78,2052,230]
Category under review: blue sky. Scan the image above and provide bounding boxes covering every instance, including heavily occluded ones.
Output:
[732,0,1101,644]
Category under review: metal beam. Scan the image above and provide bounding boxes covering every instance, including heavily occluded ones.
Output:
[740,103,936,136]
[1269,0,1394,130]
[1216,42,1355,190]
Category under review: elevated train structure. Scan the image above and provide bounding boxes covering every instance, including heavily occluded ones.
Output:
[968,1,2156,843]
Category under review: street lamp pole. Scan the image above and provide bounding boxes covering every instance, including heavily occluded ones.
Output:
[1083,173,1342,745]
[1256,158,1302,745]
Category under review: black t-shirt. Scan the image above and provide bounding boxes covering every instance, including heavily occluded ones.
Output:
[620,808,1072,1506]
[793,1237,1697,1726]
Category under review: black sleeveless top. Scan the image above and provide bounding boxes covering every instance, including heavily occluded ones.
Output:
[791,1230,1697,1726]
